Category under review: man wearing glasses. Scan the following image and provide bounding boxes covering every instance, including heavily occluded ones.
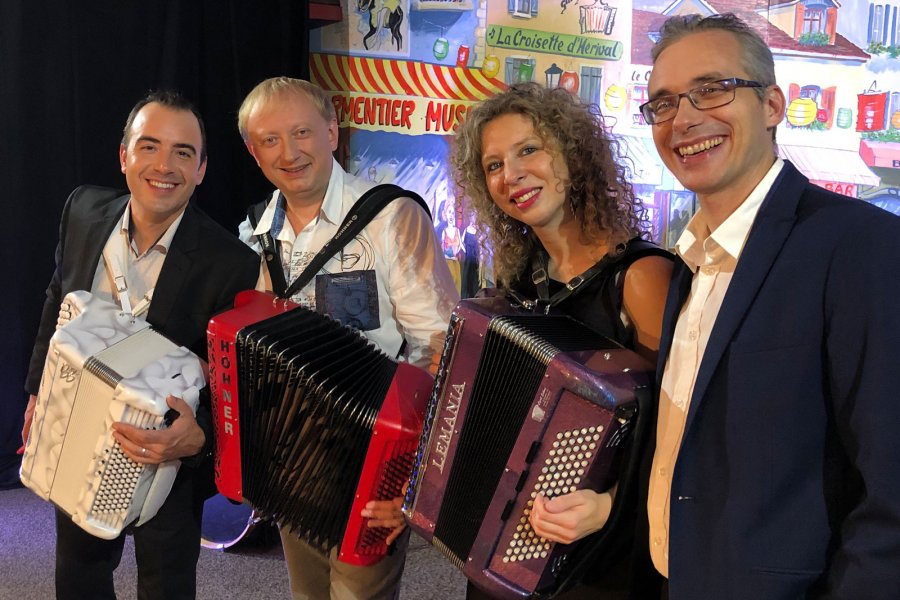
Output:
[643,13,900,600]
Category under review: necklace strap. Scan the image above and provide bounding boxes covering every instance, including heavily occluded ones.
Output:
[103,225,155,320]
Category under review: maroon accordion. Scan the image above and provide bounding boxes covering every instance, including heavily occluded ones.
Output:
[403,296,653,598]
[207,290,433,565]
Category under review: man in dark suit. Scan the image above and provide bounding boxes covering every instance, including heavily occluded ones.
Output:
[641,13,900,599]
[21,91,259,599]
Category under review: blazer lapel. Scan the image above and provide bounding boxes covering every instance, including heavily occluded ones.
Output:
[147,203,200,328]
[656,259,693,384]
[682,163,807,433]
[70,195,130,289]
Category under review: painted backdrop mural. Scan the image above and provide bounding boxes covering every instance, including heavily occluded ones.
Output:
[311,0,900,296]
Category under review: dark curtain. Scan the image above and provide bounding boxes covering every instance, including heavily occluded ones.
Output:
[0,1,310,486]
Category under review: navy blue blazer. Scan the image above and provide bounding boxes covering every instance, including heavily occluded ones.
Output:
[657,161,900,599]
[25,185,259,471]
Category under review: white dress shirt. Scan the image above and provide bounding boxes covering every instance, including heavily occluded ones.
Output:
[238,158,459,370]
[648,159,784,576]
[91,202,186,313]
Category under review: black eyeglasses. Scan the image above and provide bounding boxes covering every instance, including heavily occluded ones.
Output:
[639,78,766,125]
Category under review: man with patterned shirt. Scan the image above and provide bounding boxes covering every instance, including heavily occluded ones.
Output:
[236,76,458,600]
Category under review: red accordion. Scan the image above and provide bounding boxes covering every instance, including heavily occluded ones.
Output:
[207,290,432,565]
[403,297,653,598]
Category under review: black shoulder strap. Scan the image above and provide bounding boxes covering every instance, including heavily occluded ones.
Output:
[609,238,674,299]
[528,238,672,311]
[604,238,673,342]
[614,237,674,265]
[281,184,430,300]
[247,197,288,297]
[530,250,618,311]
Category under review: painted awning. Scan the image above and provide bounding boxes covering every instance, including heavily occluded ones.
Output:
[777,144,880,186]
[310,53,506,101]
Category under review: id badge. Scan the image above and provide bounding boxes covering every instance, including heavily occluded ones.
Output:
[315,270,380,331]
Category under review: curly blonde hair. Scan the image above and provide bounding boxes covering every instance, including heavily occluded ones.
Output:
[451,82,647,286]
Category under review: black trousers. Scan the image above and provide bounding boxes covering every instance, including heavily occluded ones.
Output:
[466,580,631,600]
[55,468,204,600]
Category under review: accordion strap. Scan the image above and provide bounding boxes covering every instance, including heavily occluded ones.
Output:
[528,245,621,312]
[279,184,430,300]
[247,198,288,297]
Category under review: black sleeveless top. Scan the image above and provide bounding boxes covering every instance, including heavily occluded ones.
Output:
[508,237,672,351]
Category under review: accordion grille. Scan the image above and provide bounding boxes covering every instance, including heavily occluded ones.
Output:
[356,449,416,552]
[433,315,613,564]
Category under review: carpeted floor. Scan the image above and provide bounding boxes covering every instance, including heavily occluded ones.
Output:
[0,486,467,599]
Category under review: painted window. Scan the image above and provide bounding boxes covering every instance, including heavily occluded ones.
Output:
[803,6,826,33]
[628,83,649,126]
[504,57,536,85]
[867,3,900,45]
[507,0,538,18]
[580,66,603,105]
[871,4,885,42]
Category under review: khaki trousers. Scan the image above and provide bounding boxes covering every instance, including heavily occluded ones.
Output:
[280,527,410,600]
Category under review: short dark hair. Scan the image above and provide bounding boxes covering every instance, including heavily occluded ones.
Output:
[651,14,775,93]
[121,90,207,162]
[651,14,777,141]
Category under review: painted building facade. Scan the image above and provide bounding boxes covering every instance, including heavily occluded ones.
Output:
[310,0,900,294]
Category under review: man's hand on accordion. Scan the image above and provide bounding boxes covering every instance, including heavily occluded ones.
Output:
[111,395,205,464]
[361,495,407,546]
[528,489,614,545]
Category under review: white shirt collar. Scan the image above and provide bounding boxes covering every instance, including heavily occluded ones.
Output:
[121,200,186,257]
[675,158,784,271]
[252,157,344,239]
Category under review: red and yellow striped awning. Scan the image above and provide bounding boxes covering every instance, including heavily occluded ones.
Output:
[311,53,506,101]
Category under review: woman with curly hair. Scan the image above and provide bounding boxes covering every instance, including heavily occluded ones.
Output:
[453,82,671,599]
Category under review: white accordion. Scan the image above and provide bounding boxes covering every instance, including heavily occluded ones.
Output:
[20,291,206,539]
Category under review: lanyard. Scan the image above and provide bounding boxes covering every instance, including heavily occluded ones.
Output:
[102,229,154,319]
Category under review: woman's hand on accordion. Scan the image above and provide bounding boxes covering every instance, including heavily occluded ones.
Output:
[361,495,407,546]
[112,395,205,464]
[528,489,614,545]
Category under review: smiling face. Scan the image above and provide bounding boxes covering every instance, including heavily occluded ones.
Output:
[649,29,785,212]
[244,90,338,207]
[119,102,207,225]
[480,112,572,235]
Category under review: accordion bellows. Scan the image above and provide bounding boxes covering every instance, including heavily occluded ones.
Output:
[21,291,205,539]
[404,297,653,599]
[207,290,432,565]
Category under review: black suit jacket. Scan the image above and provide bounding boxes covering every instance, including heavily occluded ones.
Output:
[25,185,259,478]
[655,161,900,599]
